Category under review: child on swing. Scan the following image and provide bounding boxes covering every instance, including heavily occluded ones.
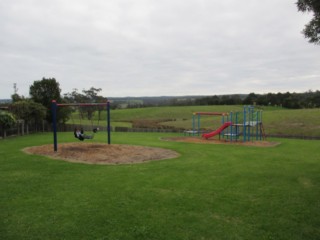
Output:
[74,127,93,141]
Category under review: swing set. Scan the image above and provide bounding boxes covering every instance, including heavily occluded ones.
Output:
[71,104,102,140]
[51,100,111,152]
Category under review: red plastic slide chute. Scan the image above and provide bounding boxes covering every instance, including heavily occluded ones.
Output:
[202,122,232,139]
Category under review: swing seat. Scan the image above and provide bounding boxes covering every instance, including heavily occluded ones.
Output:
[78,136,85,141]
[84,134,94,139]
[75,134,93,141]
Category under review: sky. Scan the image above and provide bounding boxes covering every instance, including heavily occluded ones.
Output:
[0,0,319,98]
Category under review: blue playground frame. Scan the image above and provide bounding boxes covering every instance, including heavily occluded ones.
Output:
[192,106,265,142]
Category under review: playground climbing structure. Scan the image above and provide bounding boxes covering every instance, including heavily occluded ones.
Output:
[192,106,266,142]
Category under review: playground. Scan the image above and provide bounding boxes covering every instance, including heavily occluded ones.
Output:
[46,103,276,165]
[188,105,266,143]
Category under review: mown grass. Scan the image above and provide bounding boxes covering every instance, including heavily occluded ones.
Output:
[263,108,320,137]
[1,132,320,239]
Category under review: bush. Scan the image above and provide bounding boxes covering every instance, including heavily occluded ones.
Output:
[0,111,16,138]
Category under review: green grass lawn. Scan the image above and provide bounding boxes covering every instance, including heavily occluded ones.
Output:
[1,132,319,239]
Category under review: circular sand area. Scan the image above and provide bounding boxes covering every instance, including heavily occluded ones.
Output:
[162,137,280,147]
[23,143,180,165]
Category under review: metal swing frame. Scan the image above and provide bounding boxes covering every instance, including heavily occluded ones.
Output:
[51,100,111,152]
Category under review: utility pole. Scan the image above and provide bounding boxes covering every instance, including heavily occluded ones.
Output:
[13,83,18,94]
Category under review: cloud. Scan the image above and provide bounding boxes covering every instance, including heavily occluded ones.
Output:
[0,0,319,98]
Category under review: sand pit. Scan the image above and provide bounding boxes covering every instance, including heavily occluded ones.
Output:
[162,137,280,147]
[23,143,180,165]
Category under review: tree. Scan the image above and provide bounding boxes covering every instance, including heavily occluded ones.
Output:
[243,93,258,105]
[312,90,320,107]
[10,100,47,134]
[296,0,320,44]
[63,87,107,120]
[11,93,24,103]
[0,110,16,138]
[82,87,103,102]
[63,88,86,103]
[29,78,62,123]
[64,87,106,103]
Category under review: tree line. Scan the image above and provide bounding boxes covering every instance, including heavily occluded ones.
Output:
[194,91,320,109]
[114,91,320,109]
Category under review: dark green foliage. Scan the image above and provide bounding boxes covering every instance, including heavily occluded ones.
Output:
[243,93,259,105]
[30,78,61,106]
[0,111,16,128]
[0,110,16,138]
[63,87,107,121]
[195,90,320,109]
[29,77,62,122]
[10,100,46,134]
[10,100,46,123]
[296,0,320,44]
[63,87,105,104]
[11,93,25,103]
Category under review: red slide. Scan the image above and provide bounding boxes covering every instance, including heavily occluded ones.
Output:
[202,122,232,139]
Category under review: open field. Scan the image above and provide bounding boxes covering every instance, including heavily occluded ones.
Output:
[72,105,320,137]
[1,132,320,239]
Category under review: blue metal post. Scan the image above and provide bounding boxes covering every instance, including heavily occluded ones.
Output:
[52,100,58,151]
[260,110,263,140]
[221,115,224,139]
[107,101,111,144]
[248,106,252,141]
[250,106,255,141]
[226,114,230,138]
[243,106,246,142]
[235,112,238,140]
[256,111,259,140]
[192,114,195,136]
[198,114,200,136]
[230,112,233,142]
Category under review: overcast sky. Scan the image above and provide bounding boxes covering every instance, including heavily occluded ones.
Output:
[0,0,319,98]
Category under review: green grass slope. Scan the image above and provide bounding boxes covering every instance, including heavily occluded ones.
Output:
[1,132,320,239]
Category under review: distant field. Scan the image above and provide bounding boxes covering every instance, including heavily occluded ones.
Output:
[69,106,320,137]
